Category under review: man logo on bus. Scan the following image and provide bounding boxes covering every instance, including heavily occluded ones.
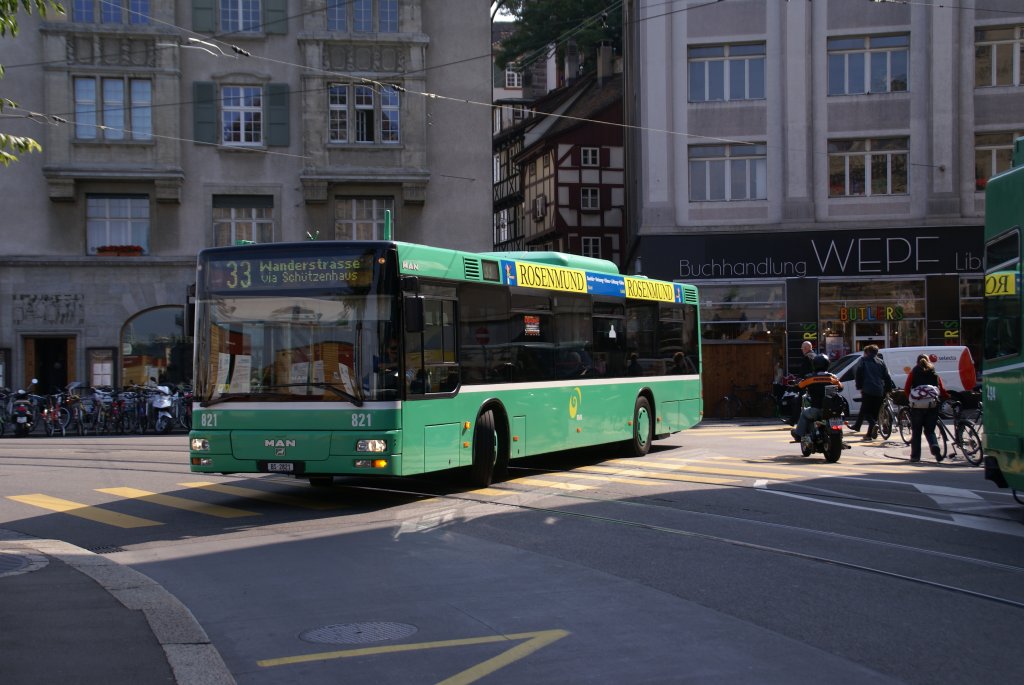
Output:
[569,387,582,420]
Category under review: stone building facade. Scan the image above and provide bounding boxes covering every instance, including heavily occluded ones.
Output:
[624,0,1024,379]
[0,0,492,392]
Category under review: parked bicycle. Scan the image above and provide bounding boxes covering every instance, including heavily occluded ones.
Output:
[715,383,777,420]
[41,389,70,437]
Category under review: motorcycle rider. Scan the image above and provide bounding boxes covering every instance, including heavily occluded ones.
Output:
[791,354,843,442]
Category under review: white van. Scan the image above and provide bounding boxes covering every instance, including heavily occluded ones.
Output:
[827,346,978,417]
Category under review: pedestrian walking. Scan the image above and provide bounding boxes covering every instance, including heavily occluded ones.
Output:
[850,345,895,440]
[904,354,949,463]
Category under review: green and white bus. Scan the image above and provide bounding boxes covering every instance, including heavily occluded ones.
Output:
[188,241,702,487]
[983,139,1024,497]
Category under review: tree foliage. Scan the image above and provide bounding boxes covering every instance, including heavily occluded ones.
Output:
[494,0,622,72]
[1,0,64,166]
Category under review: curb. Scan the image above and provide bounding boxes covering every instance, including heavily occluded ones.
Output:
[0,530,235,685]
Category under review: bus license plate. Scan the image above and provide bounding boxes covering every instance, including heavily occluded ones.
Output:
[267,462,295,473]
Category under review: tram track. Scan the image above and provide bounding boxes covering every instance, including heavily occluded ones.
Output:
[505,460,1022,524]
[328,475,1024,612]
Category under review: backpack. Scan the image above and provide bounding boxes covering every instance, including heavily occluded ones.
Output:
[908,384,939,409]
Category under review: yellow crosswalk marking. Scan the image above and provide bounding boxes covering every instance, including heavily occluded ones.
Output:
[471,487,518,497]
[97,487,259,518]
[6,494,162,528]
[557,472,656,486]
[607,459,800,480]
[179,482,345,510]
[511,477,593,491]
[579,464,736,485]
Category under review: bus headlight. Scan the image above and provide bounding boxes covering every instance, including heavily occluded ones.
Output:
[356,439,387,452]
[191,438,210,451]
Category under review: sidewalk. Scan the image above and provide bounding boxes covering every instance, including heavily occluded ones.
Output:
[0,529,234,685]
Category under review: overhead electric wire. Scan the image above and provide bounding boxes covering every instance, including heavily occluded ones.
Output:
[2,0,1020,164]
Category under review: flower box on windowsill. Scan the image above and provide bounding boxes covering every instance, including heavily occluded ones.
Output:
[96,245,144,256]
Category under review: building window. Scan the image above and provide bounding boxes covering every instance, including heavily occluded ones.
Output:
[582,237,601,259]
[581,147,599,167]
[828,138,908,197]
[581,187,600,211]
[326,0,347,31]
[221,0,261,33]
[74,77,152,141]
[328,85,349,143]
[334,197,395,240]
[221,85,262,146]
[688,43,765,102]
[827,34,909,95]
[494,209,511,244]
[330,84,400,144]
[688,143,767,202]
[213,195,274,246]
[511,104,526,122]
[975,131,1024,190]
[340,0,396,33]
[73,0,150,23]
[86,195,150,254]
[505,67,522,88]
[87,348,116,388]
[976,26,1024,88]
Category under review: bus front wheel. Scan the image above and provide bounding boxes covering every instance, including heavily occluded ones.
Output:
[628,396,654,458]
[470,410,498,488]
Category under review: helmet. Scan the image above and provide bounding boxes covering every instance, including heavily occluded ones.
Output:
[812,354,830,372]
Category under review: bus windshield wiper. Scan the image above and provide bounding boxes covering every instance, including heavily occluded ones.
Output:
[309,382,364,406]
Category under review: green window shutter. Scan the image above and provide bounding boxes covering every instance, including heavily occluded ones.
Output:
[266,83,289,147]
[193,81,218,145]
[264,0,287,34]
[192,0,216,33]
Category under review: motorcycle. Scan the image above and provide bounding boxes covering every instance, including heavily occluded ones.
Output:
[9,378,40,437]
[799,385,849,463]
[147,380,175,434]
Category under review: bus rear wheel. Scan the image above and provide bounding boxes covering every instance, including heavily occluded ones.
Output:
[470,410,499,488]
[628,396,654,458]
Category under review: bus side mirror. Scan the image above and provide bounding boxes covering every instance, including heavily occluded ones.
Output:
[404,296,424,333]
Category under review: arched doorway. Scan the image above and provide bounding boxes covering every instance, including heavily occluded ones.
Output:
[121,306,192,388]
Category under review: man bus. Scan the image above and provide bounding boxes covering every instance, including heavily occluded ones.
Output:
[189,241,702,487]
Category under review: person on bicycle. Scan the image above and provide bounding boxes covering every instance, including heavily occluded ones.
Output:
[904,354,949,464]
[850,344,894,440]
[791,354,843,442]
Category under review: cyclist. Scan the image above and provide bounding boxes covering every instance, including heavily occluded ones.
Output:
[904,354,949,464]
[791,354,843,442]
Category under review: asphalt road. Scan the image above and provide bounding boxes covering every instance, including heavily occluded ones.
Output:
[1,422,1022,684]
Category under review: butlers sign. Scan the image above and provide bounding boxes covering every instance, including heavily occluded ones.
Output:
[639,227,983,280]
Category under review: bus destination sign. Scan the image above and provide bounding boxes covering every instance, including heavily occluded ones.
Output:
[500,259,681,302]
[206,256,373,291]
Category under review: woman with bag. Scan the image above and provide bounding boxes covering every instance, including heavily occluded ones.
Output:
[904,354,949,463]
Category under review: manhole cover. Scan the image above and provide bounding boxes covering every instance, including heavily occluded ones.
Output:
[0,551,47,578]
[300,622,418,645]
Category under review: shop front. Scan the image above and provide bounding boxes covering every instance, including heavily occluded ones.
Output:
[638,225,985,383]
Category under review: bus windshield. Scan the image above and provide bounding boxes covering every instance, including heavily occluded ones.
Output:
[193,245,400,404]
